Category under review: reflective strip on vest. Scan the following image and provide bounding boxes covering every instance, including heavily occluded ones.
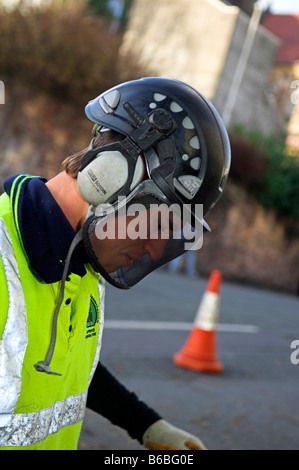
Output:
[0,391,87,447]
[0,218,105,447]
[0,218,27,428]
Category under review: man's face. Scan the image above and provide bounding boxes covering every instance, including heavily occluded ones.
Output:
[89,207,177,273]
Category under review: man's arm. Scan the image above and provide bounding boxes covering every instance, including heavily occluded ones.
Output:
[87,362,206,450]
[87,361,161,443]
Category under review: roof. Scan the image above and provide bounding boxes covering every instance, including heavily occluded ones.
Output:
[262,14,299,64]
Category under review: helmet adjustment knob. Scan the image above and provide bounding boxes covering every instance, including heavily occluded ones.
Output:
[149,109,174,132]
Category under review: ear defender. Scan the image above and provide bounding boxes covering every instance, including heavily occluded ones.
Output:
[77,150,145,206]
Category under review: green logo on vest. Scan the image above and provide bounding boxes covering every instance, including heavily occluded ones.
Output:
[86,295,99,339]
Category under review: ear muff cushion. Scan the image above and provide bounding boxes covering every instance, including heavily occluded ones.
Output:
[78,150,128,205]
[78,151,146,206]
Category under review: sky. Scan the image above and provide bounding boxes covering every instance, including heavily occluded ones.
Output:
[258,0,299,13]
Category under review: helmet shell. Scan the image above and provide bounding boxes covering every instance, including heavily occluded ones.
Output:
[85,77,230,217]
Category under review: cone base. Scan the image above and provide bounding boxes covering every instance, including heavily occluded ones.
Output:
[173,329,223,374]
[174,350,223,374]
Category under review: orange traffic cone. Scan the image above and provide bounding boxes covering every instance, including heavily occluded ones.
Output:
[174,270,223,373]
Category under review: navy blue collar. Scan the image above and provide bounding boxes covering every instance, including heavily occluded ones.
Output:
[4,175,88,283]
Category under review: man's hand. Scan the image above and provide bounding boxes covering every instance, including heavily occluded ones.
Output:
[142,419,207,450]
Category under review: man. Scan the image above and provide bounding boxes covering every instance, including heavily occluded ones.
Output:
[0,77,230,450]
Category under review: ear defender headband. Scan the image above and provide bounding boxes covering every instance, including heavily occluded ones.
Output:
[77,104,177,206]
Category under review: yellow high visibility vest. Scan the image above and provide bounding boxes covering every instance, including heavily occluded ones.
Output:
[0,191,104,450]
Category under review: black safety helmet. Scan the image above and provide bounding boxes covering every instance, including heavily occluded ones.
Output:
[79,77,231,289]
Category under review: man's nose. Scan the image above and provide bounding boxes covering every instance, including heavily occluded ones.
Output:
[144,238,168,262]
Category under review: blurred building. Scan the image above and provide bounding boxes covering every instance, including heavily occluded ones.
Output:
[120,0,284,136]
[262,13,299,151]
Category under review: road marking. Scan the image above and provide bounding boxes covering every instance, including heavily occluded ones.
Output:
[104,320,259,334]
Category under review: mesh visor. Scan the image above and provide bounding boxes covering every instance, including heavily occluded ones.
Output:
[82,188,204,289]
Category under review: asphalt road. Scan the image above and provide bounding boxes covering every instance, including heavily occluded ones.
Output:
[79,270,299,450]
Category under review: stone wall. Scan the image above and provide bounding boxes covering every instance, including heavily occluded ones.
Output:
[214,10,284,134]
[121,0,239,100]
[122,0,284,136]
